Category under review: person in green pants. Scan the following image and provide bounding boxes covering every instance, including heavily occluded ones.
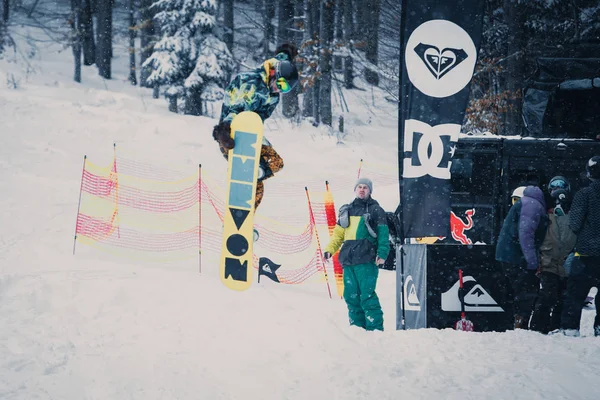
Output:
[323,178,390,331]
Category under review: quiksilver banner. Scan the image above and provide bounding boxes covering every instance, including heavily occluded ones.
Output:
[398,1,484,237]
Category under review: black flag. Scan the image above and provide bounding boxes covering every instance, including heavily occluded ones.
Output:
[398,1,484,238]
[258,257,281,283]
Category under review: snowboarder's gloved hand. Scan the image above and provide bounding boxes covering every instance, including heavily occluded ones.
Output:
[323,252,332,260]
[212,121,234,151]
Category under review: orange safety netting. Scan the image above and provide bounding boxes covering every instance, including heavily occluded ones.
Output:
[74,150,347,293]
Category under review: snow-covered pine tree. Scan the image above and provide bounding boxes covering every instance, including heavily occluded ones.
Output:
[143,0,233,115]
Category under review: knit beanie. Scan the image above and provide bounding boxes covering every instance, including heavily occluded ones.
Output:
[354,178,373,193]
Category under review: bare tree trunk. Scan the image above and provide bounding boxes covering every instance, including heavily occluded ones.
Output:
[363,0,380,85]
[277,0,294,44]
[354,0,366,40]
[108,0,113,59]
[263,0,276,57]
[333,0,343,71]
[343,0,354,88]
[168,96,177,113]
[128,0,137,85]
[302,0,315,118]
[571,2,580,42]
[278,0,299,118]
[319,0,334,126]
[96,0,113,79]
[81,0,95,65]
[311,1,321,123]
[504,0,525,135]
[185,89,203,116]
[223,0,234,51]
[140,0,155,87]
[71,0,82,83]
[3,0,8,22]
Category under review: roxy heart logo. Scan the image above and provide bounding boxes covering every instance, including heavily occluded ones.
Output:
[414,44,468,80]
[405,19,477,98]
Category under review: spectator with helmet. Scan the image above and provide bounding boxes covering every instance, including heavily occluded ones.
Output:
[530,176,577,334]
[559,156,600,337]
[496,185,548,329]
[511,186,526,206]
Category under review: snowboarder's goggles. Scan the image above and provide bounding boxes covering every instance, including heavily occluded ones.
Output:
[276,77,292,93]
[511,196,521,205]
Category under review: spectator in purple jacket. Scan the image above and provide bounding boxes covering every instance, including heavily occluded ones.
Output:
[496,185,548,329]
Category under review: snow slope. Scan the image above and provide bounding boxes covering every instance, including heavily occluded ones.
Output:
[1,21,599,400]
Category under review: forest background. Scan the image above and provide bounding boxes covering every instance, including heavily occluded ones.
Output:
[1,0,599,135]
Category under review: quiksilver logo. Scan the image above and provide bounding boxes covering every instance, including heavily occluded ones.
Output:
[441,275,504,312]
[404,275,421,311]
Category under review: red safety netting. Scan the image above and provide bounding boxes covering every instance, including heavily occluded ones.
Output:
[74,151,398,291]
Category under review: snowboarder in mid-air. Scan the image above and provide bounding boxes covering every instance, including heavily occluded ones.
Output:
[212,43,299,211]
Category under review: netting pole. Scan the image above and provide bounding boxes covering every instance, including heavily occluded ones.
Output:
[357,158,363,179]
[198,164,202,274]
[73,155,87,255]
[113,143,121,239]
[305,187,332,299]
[324,181,344,299]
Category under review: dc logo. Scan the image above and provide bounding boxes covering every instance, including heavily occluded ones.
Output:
[405,20,477,98]
[403,119,460,179]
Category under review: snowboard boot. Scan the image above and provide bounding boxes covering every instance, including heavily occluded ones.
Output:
[514,315,527,329]
[563,329,580,337]
[548,328,580,337]
[594,326,600,337]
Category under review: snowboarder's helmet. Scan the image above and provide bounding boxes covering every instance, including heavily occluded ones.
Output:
[275,61,298,93]
[511,186,526,205]
[548,176,570,196]
[586,156,600,180]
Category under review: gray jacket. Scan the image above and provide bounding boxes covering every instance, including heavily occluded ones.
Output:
[539,212,577,277]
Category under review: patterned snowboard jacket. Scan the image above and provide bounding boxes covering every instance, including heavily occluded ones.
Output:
[219,53,290,125]
[569,180,600,256]
[324,197,390,267]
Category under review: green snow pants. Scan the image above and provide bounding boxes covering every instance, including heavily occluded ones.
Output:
[343,263,383,331]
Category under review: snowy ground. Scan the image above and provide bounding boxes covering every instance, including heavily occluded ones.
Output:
[1,19,599,400]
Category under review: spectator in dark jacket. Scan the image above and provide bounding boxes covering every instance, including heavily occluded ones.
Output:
[559,156,600,337]
[496,185,548,329]
[530,177,577,334]
[323,178,390,331]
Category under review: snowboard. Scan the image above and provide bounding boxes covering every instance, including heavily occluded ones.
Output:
[219,111,264,291]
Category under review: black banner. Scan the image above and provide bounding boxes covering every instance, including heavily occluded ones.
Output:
[398,244,513,332]
[257,257,281,283]
[399,1,484,237]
